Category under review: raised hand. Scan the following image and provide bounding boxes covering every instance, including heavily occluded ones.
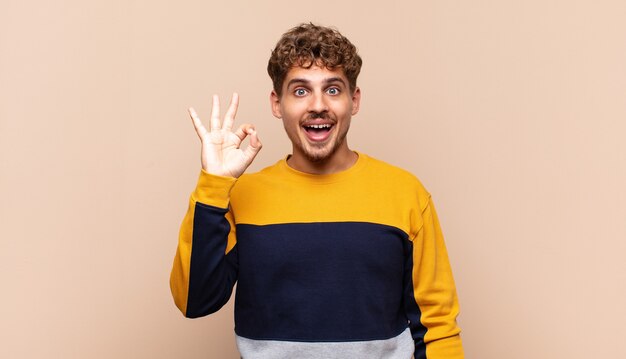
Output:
[189,93,262,178]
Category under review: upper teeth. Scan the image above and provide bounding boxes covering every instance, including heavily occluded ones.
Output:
[306,124,332,128]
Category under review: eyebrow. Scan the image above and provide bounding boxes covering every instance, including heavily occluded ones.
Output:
[286,77,347,89]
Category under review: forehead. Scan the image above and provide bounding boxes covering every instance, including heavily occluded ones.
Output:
[283,65,348,87]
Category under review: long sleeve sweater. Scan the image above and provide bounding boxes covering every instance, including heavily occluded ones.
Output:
[170,153,464,359]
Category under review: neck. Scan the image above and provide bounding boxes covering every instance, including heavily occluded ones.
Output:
[287,147,358,175]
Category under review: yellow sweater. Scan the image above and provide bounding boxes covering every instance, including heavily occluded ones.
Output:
[170,153,463,359]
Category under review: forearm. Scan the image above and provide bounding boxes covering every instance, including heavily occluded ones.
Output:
[169,170,239,317]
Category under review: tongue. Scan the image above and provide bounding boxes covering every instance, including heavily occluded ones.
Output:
[305,126,332,141]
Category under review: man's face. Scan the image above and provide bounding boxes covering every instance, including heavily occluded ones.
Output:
[271,65,361,163]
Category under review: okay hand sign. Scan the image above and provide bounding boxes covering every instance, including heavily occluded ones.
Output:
[189,93,262,178]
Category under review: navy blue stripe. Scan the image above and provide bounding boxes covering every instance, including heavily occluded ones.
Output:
[187,202,238,318]
[402,239,427,358]
[234,222,410,342]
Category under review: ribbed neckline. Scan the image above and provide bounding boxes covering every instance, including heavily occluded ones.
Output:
[277,151,369,184]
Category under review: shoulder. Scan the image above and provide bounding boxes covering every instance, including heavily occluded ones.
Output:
[358,153,433,212]
[238,162,278,180]
[361,153,430,196]
[231,160,284,193]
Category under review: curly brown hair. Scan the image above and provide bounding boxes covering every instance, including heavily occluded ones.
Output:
[267,23,362,97]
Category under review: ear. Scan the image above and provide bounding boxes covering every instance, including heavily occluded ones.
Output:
[270,90,282,119]
[351,87,361,116]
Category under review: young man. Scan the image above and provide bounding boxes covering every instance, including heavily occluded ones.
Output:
[170,23,464,359]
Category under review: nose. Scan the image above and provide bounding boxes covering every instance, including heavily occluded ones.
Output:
[307,90,329,114]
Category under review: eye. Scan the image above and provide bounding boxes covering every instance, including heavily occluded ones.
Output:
[294,88,308,97]
[326,87,340,95]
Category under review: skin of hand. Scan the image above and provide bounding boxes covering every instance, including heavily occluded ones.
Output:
[189,93,262,178]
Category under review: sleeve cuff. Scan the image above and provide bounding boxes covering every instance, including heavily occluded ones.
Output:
[191,169,238,208]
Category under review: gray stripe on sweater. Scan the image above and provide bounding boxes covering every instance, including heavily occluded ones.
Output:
[236,327,414,359]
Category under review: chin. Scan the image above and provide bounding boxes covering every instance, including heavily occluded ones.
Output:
[303,152,330,163]
[301,143,340,163]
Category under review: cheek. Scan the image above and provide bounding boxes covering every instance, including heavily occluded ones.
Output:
[281,104,305,122]
[331,102,352,118]
[281,112,300,131]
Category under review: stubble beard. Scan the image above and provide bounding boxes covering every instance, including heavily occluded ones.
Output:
[302,135,344,163]
[294,124,350,163]
[285,112,351,163]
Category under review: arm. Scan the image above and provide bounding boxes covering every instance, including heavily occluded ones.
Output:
[169,171,239,317]
[169,94,262,317]
[405,196,464,359]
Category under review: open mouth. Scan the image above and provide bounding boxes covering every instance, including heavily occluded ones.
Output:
[302,123,334,142]
[304,123,333,132]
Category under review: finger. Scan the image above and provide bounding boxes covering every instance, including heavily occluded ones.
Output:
[210,94,221,131]
[232,123,255,144]
[188,107,208,139]
[223,92,239,131]
[244,128,262,160]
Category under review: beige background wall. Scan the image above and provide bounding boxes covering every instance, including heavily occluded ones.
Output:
[1,0,625,358]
